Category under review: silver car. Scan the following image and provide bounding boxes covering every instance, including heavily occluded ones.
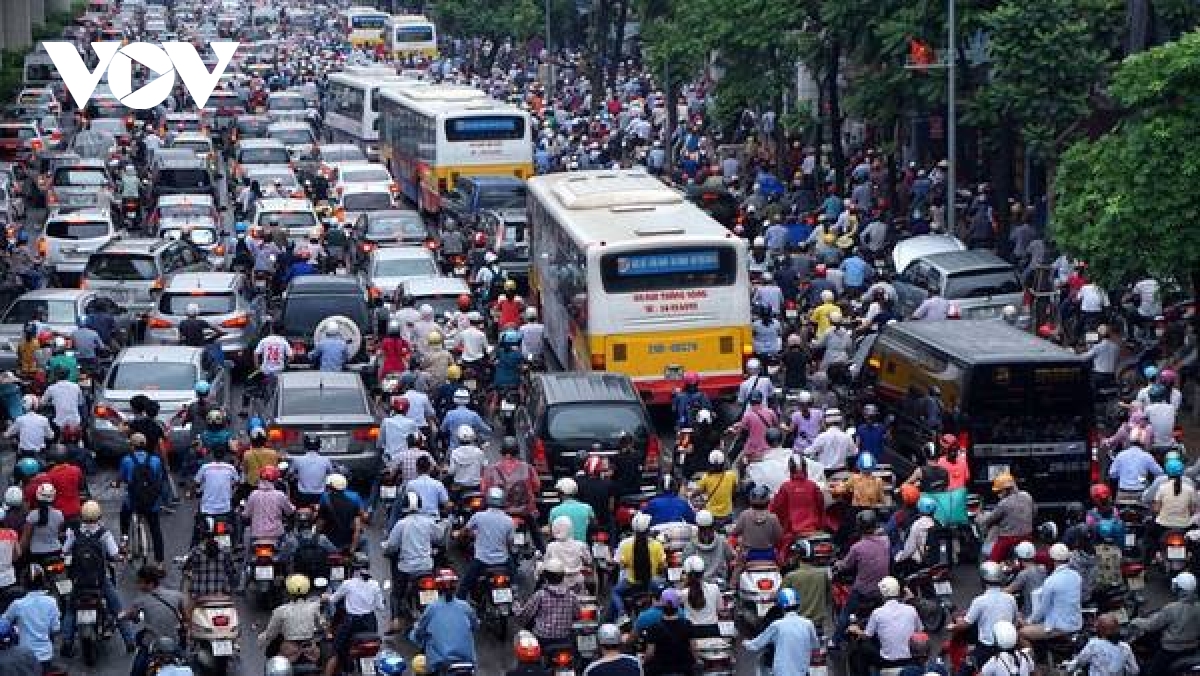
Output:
[81,238,212,318]
[41,208,118,282]
[250,370,381,484]
[144,272,265,369]
[0,289,125,370]
[90,345,232,458]
[364,246,440,299]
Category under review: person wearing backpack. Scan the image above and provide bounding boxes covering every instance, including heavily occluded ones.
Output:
[117,433,167,564]
[60,500,137,657]
[279,508,337,582]
[480,437,543,552]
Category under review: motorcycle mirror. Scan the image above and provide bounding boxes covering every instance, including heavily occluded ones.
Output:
[277,461,289,472]
[313,577,328,589]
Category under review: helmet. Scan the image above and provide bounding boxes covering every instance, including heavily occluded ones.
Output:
[250,427,268,442]
[856,509,878,532]
[1160,368,1178,385]
[514,630,542,663]
[877,576,901,598]
[632,512,652,533]
[426,331,443,347]
[993,620,1019,650]
[504,279,517,291]
[683,555,705,575]
[787,333,804,347]
[814,264,827,278]
[1166,457,1185,477]
[81,500,102,523]
[501,436,519,455]
[36,482,56,502]
[597,623,622,647]
[556,477,578,496]
[3,486,22,508]
[695,409,714,424]
[746,358,762,374]
[446,364,462,381]
[1049,543,1071,562]
[524,307,538,321]
[375,652,408,676]
[259,465,282,483]
[899,484,920,507]
[776,587,800,610]
[21,394,38,412]
[823,408,843,425]
[483,251,498,263]
[749,484,771,505]
[862,403,879,417]
[206,409,226,426]
[683,371,700,387]
[939,433,958,451]
[153,636,179,657]
[1090,483,1112,505]
[749,390,764,405]
[856,452,876,472]
[1037,521,1059,542]
[1014,541,1036,560]
[402,492,422,514]
[326,474,348,491]
[194,380,211,396]
[453,389,471,406]
[486,486,506,507]
[387,319,402,335]
[500,329,521,346]
[695,510,715,528]
[473,232,488,247]
[543,556,566,575]
[979,561,1005,585]
[797,391,813,404]
[130,432,148,449]
[15,457,40,480]
[1172,571,1198,596]
[917,496,937,516]
[991,473,1016,494]
[456,425,477,444]
[820,290,835,304]
[303,434,322,451]
[286,574,311,596]
[708,450,726,467]
[583,455,609,476]
[1143,365,1159,380]
[186,303,200,317]
[764,427,783,446]
[390,397,410,415]
[1096,520,1118,543]
[457,294,472,311]
[45,445,67,466]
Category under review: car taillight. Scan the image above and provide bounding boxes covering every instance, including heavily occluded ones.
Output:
[94,404,119,419]
[1090,447,1101,484]
[146,317,174,329]
[37,237,48,256]
[352,427,379,442]
[756,578,774,591]
[467,496,482,510]
[268,427,299,444]
[30,139,42,152]
[645,434,661,471]
[214,244,226,256]
[424,238,438,250]
[220,314,249,328]
[360,242,376,253]
[291,341,308,355]
[211,615,230,627]
[532,437,549,474]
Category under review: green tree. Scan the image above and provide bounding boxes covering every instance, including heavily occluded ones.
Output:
[1053,30,1200,300]
[432,0,542,63]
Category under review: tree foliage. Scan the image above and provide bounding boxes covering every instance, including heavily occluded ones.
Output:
[431,0,543,45]
[1053,30,1200,287]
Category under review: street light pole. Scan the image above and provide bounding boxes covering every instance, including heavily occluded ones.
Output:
[946,0,957,235]
[545,0,552,52]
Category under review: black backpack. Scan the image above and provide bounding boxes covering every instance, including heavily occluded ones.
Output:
[129,454,162,512]
[234,236,253,262]
[920,464,950,493]
[292,533,329,580]
[70,527,109,588]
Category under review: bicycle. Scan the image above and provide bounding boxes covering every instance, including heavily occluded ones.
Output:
[125,511,152,570]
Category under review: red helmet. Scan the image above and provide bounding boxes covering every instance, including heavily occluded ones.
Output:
[1089,483,1111,505]
[472,232,488,248]
[390,396,410,414]
[939,433,958,451]
[583,455,610,477]
[683,371,700,387]
[434,567,459,590]
[259,465,281,483]
[814,264,827,278]
[1037,324,1056,339]
[457,294,472,311]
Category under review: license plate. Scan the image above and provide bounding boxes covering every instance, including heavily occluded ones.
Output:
[591,543,610,560]
[718,621,737,638]
[360,658,377,675]
[320,435,349,453]
[331,567,345,581]
[501,401,515,412]
[419,589,439,605]
[577,633,597,653]
[987,465,1010,480]
[255,566,275,580]
[1127,574,1145,590]
[934,581,953,596]
[56,579,73,595]
[212,640,234,656]
[157,327,180,341]
[755,602,773,617]
[1125,534,1137,548]
[492,587,513,603]
[556,671,575,676]
[810,667,828,676]
[786,309,798,319]
[380,485,397,500]
[667,567,682,582]
[1168,546,1187,560]
[465,379,477,390]
[216,535,232,549]
[77,609,98,624]
[513,532,526,546]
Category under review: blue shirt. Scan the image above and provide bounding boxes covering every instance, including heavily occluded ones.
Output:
[745,612,820,676]
[405,475,449,518]
[1107,446,1163,491]
[119,451,165,512]
[2,590,61,661]
[290,451,332,494]
[840,256,872,288]
[440,407,493,450]
[857,423,886,458]
[411,599,479,671]
[466,508,514,565]
[311,337,350,371]
[285,260,318,282]
[1029,565,1082,632]
[493,349,524,387]
[823,196,842,219]
[643,494,695,527]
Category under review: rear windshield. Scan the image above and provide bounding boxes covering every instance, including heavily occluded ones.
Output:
[477,185,527,210]
[367,217,424,238]
[54,169,107,186]
[237,119,270,136]
[45,221,110,239]
[269,97,306,111]
[546,403,649,444]
[157,206,213,221]
[343,192,391,212]
[321,147,365,163]
[84,254,157,280]
[373,257,437,278]
[269,128,314,145]
[161,227,217,245]
[944,268,1023,299]
[238,148,291,165]
[281,295,368,337]
[159,292,235,315]
[157,168,212,189]
[339,167,390,184]
[172,140,211,154]
[280,386,367,416]
[2,299,75,325]
[258,211,316,229]
[107,361,197,391]
[0,127,35,140]
[968,364,1091,444]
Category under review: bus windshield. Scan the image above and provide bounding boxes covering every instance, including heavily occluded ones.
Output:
[967,364,1091,444]
[444,116,525,142]
[600,246,738,293]
[395,25,433,43]
[352,14,386,30]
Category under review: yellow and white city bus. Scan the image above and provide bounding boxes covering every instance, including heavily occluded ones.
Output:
[527,170,753,404]
[378,84,532,214]
[324,71,423,159]
[383,15,438,59]
[339,8,389,48]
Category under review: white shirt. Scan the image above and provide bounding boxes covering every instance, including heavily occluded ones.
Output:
[449,444,486,486]
[402,391,437,426]
[1079,284,1109,313]
[807,427,856,470]
[519,322,545,358]
[194,461,239,514]
[1132,278,1161,318]
[42,380,84,427]
[744,447,828,496]
[5,412,53,451]
[380,414,420,461]
[255,335,293,375]
[457,326,489,362]
[330,575,385,616]
[865,599,923,660]
[684,581,723,626]
[1144,402,1177,446]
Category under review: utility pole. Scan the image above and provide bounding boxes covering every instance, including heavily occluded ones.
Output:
[946,0,957,235]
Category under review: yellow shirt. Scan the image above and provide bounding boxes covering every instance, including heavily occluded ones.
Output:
[241,446,280,486]
[809,302,839,338]
[695,470,738,518]
[618,537,666,584]
[17,339,38,376]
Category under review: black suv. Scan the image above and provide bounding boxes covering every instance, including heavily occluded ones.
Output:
[151,157,218,207]
[277,276,372,366]
[516,373,659,502]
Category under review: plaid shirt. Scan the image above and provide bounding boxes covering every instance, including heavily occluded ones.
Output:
[514,583,579,641]
[183,545,237,597]
[393,448,433,484]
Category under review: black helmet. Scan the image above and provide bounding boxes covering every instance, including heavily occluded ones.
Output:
[303,434,321,452]
[748,484,771,505]
[856,509,878,532]
[501,436,519,455]
[1065,502,1085,524]
[764,427,783,446]
[153,636,178,656]
[45,445,68,466]
[352,551,371,571]
[22,321,36,337]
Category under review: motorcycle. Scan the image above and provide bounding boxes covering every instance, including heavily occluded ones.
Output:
[1118,502,1148,560]
[44,555,73,608]
[189,594,240,676]
[475,565,513,639]
[1162,528,1191,573]
[901,563,953,631]
[406,571,440,622]
[508,512,536,562]
[74,585,113,666]
[378,467,400,523]
[121,196,140,230]
[346,633,383,675]
[327,552,348,593]
[695,582,738,676]
[249,538,282,611]
[498,390,518,437]
[571,599,601,665]
[736,560,781,631]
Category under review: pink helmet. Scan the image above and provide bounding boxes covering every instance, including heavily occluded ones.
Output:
[1160,369,1178,386]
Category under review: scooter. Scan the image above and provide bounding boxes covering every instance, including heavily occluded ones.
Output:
[249,538,282,611]
[736,559,781,631]
[901,563,953,631]
[189,594,240,676]
[346,633,383,675]
[475,566,513,640]
[74,584,113,667]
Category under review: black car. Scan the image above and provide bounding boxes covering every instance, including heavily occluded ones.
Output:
[277,275,373,367]
[151,157,218,207]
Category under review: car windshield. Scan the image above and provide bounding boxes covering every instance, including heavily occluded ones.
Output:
[239,148,290,164]
[270,97,306,111]
[280,386,367,416]
[237,120,270,136]
[342,192,391,212]
[339,168,390,184]
[107,361,197,391]
[477,185,527,210]
[160,292,235,315]
[546,403,649,443]
[0,126,35,140]
[3,299,75,325]
[45,221,109,239]
[321,147,365,163]
[172,140,210,154]
[259,211,315,228]
[54,169,107,186]
[270,128,313,145]
[89,119,126,135]
[160,227,217,245]
[249,173,294,188]
[944,268,1023,299]
[367,217,424,238]
[158,168,212,189]
[84,254,157,281]
[281,295,368,337]
[373,257,437,278]
[158,206,213,220]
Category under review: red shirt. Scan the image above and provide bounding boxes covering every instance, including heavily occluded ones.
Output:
[769,476,825,535]
[379,336,411,376]
[46,463,84,520]
[936,454,970,491]
[23,471,53,510]
[495,296,524,328]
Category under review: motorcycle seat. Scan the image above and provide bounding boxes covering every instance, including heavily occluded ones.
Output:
[350,632,380,643]
[194,594,235,607]
[484,565,511,576]
[745,560,778,572]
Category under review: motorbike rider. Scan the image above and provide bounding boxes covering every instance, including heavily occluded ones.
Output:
[847,575,924,673]
[192,437,238,545]
[642,475,694,528]
[0,565,57,671]
[238,427,280,502]
[779,539,833,634]
[1001,541,1046,618]
[411,568,478,672]
[380,397,421,467]
[115,432,167,564]
[977,473,1035,563]
[948,562,1019,669]
[420,331,453,389]
[515,557,580,647]
[122,565,187,676]
[456,486,515,600]
[480,437,542,551]
[240,466,294,590]
[978,621,1034,676]
[318,473,367,553]
[736,358,775,406]
[493,279,526,329]
[257,574,325,664]
[548,477,594,542]
[610,512,665,622]
[671,371,712,431]
[518,307,544,361]
[543,515,591,593]
[60,500,137,656]
[289,435,334,509]
[1064,612,1138,676]
[581,623,640,676]
[5,394,53,456]
[1109,433,1164,503]
[691,450,738,524]
[323,553,385,676]
[378,320,413,380]
[768,456,825,553]
[310,324,351,372]
[788,391,823,452]
[1129,571,1200,673]
[1149,455,1198,557]
[491,328,526,395]
[745,587,820,676]
[1019,543,1082,646]
[894,495,939,577]
[805,408,856,472]
[831,510,891,649]
[20,482,63,569]
[447,425,487,497]
[576,455,617,539]
[41,444,83,530]
[440,390,492,451]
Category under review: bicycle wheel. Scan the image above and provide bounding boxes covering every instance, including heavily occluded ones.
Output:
[129,514,148,567]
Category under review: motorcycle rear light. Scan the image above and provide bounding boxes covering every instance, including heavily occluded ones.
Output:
[254,544,275,559]
[214,521,228,535]
[552,651,573,667]
[1121,562,1145,576]
[212,615,229,627]
[578,606,598,621]
[645,434,661,471]
[350,640,381,657]
[595,531,609,543]
[467,496,482,509]
[492,574,510,587]
[418,577,437,590]
[1166,532,1186,547]
[46,561,65,574]
[756,578,774,591]
[670,551,683,566]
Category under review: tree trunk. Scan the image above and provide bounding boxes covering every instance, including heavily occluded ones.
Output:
[610,0,629,84]
[592,0,612,102]
[826,38,845,193]
[1126,0,1150,54]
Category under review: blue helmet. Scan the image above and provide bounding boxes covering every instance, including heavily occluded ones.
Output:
[1143,365,1159,380]
[1096,519,1118,543]
[15,456,41,479]
[194,380,211,396]
[16,230,28,244]
[917,496,938,516]
[235,221,248,234]
[776,587,800,610]
[856,452,876,472]
[375,651,407,676]
[1166,457,1185,478]
[500,329,521,346]
[0,617,15,647]
[77,314,90,328]
[247,416,265,433]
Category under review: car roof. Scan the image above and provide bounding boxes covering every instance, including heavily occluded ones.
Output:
[401,276,468,294]
[157,157,208,169]
[534,372,641,406]
[286,275,365,293]
[98,238,171,254]
[238,138,287,148]
[881,320,1087,365]
[891,234,966,273]
[921,250,1014,274]
[373,246,435,260]
[268,121,312,130]
[256,197,311,211]
[116,345,206,365]
[15,289,91,302]
[156,194,216,207]
[171,132,212,143]
[46,208,110,221]
[58,158,108,169]
[277,370,364,389]
[165,272,239,291]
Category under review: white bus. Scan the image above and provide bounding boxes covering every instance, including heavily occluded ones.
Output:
[383,15,438,59]
[527,170,752,404]
[378,85,533,213]
[338,7,389,48]
[323,72,423,159]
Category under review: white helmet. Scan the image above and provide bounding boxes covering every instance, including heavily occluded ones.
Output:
[683,555,706,575]
[695,409,714,424]
[632,512,652,533]
[695,509,714,528]
[326,474,348,491]
[419,304,434,318]
[456,425,476,444]
[820,290,835,304]
[484,251,499,263]
[555,477,577,496]
[746,358,762,374]
[823,408,843,425]
[186,303,200,317]
[1014,541,1036,561]
[752,236,766,248]
[21,394,38,412]
[797,391,813,404]
[35,482,56,502]
[877,576,901,598]
[828,310,844,325]
[1049,543,1070,562]
[543,557,565,574]
[453,389,471,405]
[993,620,1019,650]
[1172,571,1197,595]
[708,450,725,466]
[524,307,538,321]
[4,486,23,508]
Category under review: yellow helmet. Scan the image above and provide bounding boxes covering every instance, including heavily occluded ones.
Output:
[427,331,443,346]
[823,233,836,245]
[412,655,428,675]
[285,574,311,596]
[503,279,517,291]
[447,364,462,380]
[81,500,102,523]
[991,472,1016,494]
